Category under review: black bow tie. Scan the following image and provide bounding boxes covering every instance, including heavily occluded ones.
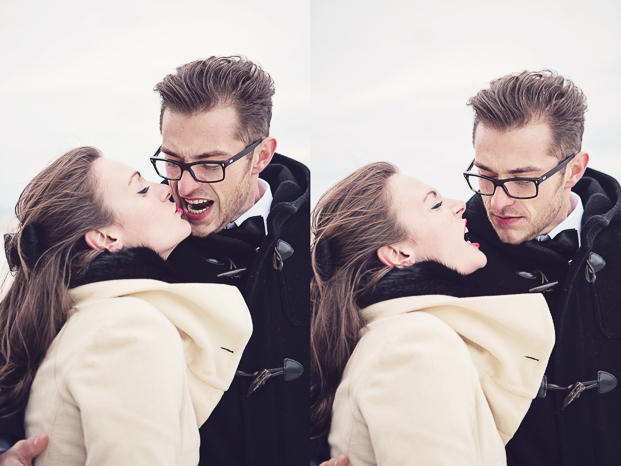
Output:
[218,215,266,248]
[536,229,579,261]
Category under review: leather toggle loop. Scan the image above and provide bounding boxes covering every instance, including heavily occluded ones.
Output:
[217,268,247,279]
[517,269,559,293]
[235,358,304,396]
[537,371,617,410]
[273,240,294,271]
[585,252,605,283]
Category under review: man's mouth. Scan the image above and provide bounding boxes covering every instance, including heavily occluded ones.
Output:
[184,198,214,215]
[490,213,522,226]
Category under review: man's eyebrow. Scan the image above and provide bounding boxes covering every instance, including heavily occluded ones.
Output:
[129,171,140,186]
[160,147,230,160]
[474,161,543,176]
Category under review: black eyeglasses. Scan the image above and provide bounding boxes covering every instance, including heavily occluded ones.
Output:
[463,152,578,200]
[150,138,265,184]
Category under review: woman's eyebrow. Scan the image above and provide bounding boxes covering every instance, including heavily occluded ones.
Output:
[128,171,140,186]
[423,190,437,202]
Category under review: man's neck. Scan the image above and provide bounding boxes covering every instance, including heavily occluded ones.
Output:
[535,192,584,245]
[226,178,273,233]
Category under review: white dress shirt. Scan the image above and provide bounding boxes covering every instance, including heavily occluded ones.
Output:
[225,178,273,235]
[535,191,584,247]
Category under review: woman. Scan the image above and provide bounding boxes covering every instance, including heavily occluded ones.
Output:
[0,147,252,465]
[310,162,555,465]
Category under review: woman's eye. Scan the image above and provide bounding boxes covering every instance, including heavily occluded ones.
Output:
[138,187,149,195]
[432,201,443,210]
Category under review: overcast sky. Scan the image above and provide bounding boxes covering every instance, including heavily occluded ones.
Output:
[312,0,621,205]
[0,0,310,216]
[1,0,619,217]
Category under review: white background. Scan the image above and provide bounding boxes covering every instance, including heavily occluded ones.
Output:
[0,0,310,221]
[312,0,621,206]
[1,0,620,252]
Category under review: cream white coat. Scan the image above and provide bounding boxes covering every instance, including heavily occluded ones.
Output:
[25,279,252,466]
[329,294,555,466]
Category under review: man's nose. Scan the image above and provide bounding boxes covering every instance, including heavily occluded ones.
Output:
[490,186,515,211]
[177,169,201,196]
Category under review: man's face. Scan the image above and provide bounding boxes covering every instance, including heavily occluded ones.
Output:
[473,123,571,245]
[161,107,258,237]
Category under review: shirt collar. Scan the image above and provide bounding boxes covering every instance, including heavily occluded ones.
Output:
[225,178,273,235]
[535,191,584,246]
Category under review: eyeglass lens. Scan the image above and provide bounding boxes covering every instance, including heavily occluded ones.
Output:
[474,177,537,198]
[153,159,223,182]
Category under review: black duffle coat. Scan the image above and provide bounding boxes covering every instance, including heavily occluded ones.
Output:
[464,167,621,466]
[166,153,310,466]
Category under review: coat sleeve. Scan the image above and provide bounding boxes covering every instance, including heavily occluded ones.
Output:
[355,314,484,466]
[65,299,190,466]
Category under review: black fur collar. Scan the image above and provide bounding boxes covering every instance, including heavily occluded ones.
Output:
[70,247,177,289]
[358,261,477,308]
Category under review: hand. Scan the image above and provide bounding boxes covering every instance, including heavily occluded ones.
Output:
[319,454,349,466]
[0,434,48,466]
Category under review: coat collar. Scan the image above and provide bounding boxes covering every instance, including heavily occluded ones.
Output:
[361,293,555,443]
[69,247,177,288]
[71,278,253,427]
[358,261,476,309]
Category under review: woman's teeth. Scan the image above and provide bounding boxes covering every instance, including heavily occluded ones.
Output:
[185,199,213,214]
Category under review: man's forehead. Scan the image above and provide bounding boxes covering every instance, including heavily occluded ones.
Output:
[473,123,558,175]
[161,107,245,160]
[473,157,549,176]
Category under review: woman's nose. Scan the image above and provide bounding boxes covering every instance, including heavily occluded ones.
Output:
[448,198,466,216]
[156,182,173,202]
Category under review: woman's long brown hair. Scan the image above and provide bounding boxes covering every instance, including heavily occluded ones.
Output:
[310,162,408,439]
[0,147,114,416]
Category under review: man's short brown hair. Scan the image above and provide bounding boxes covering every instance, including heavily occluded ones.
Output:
[468,70,588,159]
[154,56,275,144]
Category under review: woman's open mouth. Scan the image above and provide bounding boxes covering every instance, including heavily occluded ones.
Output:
[464,223,480,247]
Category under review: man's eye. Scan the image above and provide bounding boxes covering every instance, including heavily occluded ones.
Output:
[432,201,443,210]
[515,180,533,187]
[138,187,149,195]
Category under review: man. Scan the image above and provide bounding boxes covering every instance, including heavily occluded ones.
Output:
[317,70,621,466]
[463,70,621,466]
[0,56,310,466]
[157,56,310,466]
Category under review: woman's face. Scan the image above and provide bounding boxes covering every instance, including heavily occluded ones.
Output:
[91,157,191,259]
[382,173,487,275]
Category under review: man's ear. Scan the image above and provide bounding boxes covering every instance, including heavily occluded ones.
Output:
[251,137,277,175]
[85,228,123,253]
[377,244,415,268]
[564,152,589,189]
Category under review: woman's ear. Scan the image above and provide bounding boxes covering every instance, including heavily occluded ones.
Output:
[85,229,122,253]
[377,244,415,268]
